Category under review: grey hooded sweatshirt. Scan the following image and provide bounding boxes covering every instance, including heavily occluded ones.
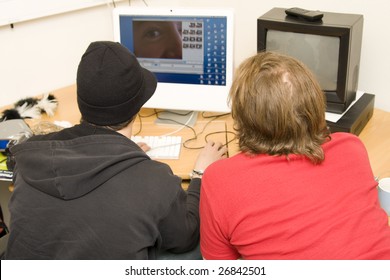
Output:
[4,122,201,259]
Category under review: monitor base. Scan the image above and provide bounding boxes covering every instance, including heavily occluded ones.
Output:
[154,110,198,127]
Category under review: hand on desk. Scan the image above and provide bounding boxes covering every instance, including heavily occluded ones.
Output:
[193,141,227,174]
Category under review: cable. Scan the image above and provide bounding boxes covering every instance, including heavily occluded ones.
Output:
[138,109,160,118]
[135,109,237,151]
[182,114,221,150]
[205,130,236,147]
[201,111,231,119]
[133,113,142,136]
[161,111,197,136]
[156,112,197,138]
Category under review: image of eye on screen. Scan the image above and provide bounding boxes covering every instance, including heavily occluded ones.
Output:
[132,20,183,59]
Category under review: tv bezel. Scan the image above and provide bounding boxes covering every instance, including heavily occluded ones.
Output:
[257,8,363,114]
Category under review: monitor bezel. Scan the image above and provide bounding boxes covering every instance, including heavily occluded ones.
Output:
[113,7,234,113]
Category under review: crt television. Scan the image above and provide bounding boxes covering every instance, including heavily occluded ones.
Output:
[257,8,363,114]
[113,8,234,114]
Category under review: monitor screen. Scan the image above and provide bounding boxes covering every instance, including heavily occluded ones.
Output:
[266,30,340,92]
[113,8,234,113]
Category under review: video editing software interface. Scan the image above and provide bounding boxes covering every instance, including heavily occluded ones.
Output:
[119,14,228,87]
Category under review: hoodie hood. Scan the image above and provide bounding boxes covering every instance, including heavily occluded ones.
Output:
[11,134,148,200]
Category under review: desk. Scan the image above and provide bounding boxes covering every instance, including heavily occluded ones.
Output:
[131,119,229,179]
[1,85,390,223]
[1,85,390,178]
[359,109,390,178]
[5,85,237,180]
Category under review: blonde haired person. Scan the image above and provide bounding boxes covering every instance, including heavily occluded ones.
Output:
[200,51,390,260]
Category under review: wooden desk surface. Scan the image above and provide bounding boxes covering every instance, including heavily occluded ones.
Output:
[359,109,390,178]
[1,84,389,179]
[7,85,236,180]
[2,85,390,222]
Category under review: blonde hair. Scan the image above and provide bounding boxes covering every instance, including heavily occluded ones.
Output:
[229,51,330,164]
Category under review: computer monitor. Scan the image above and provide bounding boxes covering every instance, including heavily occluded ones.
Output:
[113,8,234,121]
[257,8,363,114]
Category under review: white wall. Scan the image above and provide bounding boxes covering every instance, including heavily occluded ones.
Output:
[1,0,389,112]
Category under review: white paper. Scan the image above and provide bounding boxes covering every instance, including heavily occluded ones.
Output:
[325,90,364,123]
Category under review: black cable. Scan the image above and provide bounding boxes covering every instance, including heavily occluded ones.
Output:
[164,110,193,116]
[138,109,160,118]
[133,113,142,136]
[182,114,221,150]
[201,111,231,119]
[205,131,237,147]
[135,109,237,151]
[156,111,197,133]
[156,113,198,140]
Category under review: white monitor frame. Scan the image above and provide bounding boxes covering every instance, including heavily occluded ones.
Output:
[113,7,234,113]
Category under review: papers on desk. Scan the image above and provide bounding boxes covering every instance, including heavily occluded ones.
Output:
[0,153,12,181]
[325,90,364,123]
[0,170,13,181]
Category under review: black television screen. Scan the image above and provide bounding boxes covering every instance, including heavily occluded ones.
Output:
[266,30,340,91]
[257,8,363,114]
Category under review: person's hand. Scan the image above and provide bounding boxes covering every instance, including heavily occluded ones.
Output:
[193,141,227,173]
[137,142,150,152]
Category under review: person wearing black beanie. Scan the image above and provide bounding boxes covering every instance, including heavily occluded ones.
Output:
[4,41,227,260]
[76,41,157,125]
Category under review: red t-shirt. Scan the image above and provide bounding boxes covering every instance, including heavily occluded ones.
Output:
[200,133,390,259]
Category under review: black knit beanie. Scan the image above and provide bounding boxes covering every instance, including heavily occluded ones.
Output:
[76,41,157,125]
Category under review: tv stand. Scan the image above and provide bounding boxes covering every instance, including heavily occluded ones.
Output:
[326,93,375,135]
